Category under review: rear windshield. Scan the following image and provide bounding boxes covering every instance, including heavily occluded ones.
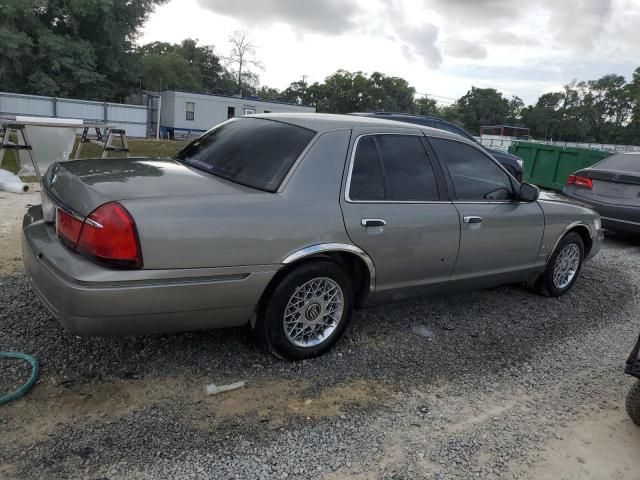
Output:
[595,153,640,173]
[174,118,316,192]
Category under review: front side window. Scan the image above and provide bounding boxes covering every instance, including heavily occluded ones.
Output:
[174,118,316,192]
[431,138,513,201]
[186,102,195,121]
[349,135,439,201]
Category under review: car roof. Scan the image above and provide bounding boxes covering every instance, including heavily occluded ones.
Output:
[250,112,473,144]
[351,111,447,123]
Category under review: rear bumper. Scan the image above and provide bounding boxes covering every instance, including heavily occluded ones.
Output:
[564,193,640,233]
[22,205,278,336]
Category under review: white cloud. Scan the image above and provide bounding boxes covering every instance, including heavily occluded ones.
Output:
[398,24,443,67]
[195,0,361,35]
[443,38,488,60]
[140,0,640,104]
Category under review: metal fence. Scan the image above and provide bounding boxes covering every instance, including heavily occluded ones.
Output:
[476,134,640,154]
[0,91,148,137]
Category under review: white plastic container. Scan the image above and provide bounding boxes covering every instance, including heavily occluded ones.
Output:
[0,169,29,193]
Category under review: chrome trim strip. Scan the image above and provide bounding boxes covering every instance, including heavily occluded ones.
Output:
[601,216,640,226]
[37,252,252,289]
[345,132,440,204]
[453,200,530,205]
[361,218,387,227]
[344,132,522,204]
[283,243,377,292]
[45,186,86,222]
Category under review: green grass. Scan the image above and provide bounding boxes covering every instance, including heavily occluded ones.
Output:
[1,139,186,176]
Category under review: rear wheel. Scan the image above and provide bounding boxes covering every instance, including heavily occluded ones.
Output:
[255,261,354,360]
[535,232,584,297]
[627,381,640,426]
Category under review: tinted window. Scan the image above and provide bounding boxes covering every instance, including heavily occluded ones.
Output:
[432,138,513,201]
[349,135,439,201]
[349,136,384,201]
[174,118,316,192]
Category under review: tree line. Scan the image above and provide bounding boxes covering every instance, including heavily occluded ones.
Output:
[1,1,639,144]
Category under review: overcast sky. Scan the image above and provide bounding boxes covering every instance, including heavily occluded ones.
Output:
[140,0,640,105]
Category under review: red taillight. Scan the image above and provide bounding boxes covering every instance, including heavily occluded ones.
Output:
[57,209,84,247]
[56,202,142,269]
[77,202,143,268]
[566,175,593,189]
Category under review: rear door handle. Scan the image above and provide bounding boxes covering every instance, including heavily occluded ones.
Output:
[463,216,483,224]
[361,219,387,228]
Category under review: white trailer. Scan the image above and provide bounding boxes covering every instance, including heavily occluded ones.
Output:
[158,90,316,137]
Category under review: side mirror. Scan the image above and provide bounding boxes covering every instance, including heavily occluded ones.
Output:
[518,183,540,202]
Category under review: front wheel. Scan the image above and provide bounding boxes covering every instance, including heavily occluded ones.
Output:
[535,232,584,297]
[627,381,640,426]
[255,261,354,360]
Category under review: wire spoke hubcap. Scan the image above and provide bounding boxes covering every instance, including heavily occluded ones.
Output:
[552,243,580,289]
[283,277,344,348]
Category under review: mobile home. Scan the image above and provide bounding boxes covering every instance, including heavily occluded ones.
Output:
[158,90,316,137]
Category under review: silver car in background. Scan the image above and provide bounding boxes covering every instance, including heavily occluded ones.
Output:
[563,152,640,233]
[23,114,603,359]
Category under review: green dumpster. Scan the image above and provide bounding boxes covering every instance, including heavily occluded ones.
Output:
[508,142,611,191]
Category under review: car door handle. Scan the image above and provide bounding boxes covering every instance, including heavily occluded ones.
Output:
[463,216,483,224]
[361,219,387,228]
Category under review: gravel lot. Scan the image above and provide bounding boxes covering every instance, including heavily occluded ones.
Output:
[1,190,640,479]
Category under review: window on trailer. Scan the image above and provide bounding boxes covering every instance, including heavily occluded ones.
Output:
[186,102,195,121]
[227,107,235,119]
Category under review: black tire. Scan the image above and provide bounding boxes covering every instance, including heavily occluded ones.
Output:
[627,381,640,426]
[535,232,585,297]
[255,261,354,360]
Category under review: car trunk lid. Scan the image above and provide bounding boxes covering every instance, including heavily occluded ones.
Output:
[571,168,640,207]
[44,157,258,217]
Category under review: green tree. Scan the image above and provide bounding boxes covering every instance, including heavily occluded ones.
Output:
[281,81,309,105]
[454,87,510,134]
[303,70,416,114]
[521,92,565,141]
[135,39,235,94]
[136,53,202,91]
[0,0,167,100]
[414,96,439,116]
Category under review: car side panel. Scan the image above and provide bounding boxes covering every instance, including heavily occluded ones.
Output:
[450,201,545,282]
[339,127,462,300]
[535,198,599,268]
[22,206,273,335]
[124,130,354,270]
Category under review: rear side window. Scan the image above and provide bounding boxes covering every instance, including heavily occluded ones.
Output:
[349,135,439,201]
[174,118,316,192]
[432,138,513,201]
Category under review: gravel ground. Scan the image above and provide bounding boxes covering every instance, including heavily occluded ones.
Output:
[1,234,640,479]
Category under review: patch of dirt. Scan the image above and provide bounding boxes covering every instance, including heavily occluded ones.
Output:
[514,404,640,480]
[4,376,390,446]
[195,377,390,425]
[0,184,40,275]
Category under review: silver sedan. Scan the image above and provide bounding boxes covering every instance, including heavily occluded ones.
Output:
[23,114,603,359]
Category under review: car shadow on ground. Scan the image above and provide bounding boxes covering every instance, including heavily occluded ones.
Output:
[0,249,634,391]
[603,230,640,249]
